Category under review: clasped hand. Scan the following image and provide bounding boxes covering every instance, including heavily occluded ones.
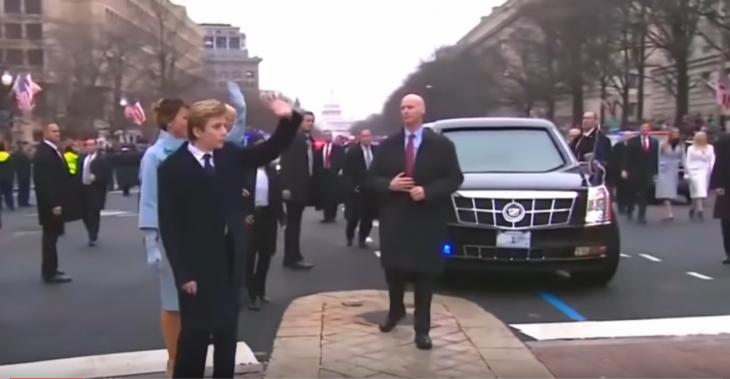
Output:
[389,172,425,201]
[181,281,197,295]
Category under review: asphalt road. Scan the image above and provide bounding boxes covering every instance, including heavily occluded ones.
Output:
[0,193,728,366]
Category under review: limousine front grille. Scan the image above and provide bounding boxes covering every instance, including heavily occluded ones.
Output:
[452,190,577,229]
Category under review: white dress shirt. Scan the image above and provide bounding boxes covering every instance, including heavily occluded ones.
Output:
[361,144,373,168]
[187,143,214,168]
[255,167,269,207]
[82,153,96,184]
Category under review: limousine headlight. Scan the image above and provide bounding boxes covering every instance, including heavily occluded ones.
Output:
[585,186,611,225]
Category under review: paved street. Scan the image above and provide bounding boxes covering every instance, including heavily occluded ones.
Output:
[1,193,729,376]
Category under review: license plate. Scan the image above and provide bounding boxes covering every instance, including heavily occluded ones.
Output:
[496,231,531,249]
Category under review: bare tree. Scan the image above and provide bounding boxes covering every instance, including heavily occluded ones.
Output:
[497,25,561,118]
[644,0,714,124]
[380,46,501,131]
[141,0,202,98]
[521,0,616,125]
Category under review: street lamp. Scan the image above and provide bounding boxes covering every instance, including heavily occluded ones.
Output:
[1,71,12,87]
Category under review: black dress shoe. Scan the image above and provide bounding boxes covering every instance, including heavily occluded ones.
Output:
[346,238,353,247]
[260,296,270,303]
[248,298,261,310]
[414,334,432,350]
[43,273,72,284]
[284,261,314,270]
[638,218,647,225]
[723,258,730,264]
[88,240,97,247]
[379,313,405,333]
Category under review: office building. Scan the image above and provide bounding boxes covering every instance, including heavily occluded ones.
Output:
[201,23,262,90]
[0,0,204,140]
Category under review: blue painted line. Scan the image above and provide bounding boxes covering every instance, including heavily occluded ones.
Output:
[539,291,586,321]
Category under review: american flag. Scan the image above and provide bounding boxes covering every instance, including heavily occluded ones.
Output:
[12,74,41,112]
[124,100,146,125]
[707,70,730,108]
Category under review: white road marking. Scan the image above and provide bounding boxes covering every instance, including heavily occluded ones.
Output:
[686,271,713,280]
[373,220,379,227]
[638,253,661,262]
[10,231,41,237]
[511,315,730,341]
[374,250,381,257]
[0,342,260,378]
[26,210,131,217]
[366,236,373,243]
[620,253,631,258]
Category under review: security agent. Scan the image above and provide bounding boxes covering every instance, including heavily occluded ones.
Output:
[244,133,286,310]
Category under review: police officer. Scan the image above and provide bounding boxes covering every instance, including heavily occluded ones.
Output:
[0,142,14,211]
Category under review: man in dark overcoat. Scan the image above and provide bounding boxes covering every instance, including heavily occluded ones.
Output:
[158,96,299,378]
[343,128,377,248]
[315,130,346,222]
[621,123,659,224]
[279,111,316,270]
[368,94,463,350]
[33,123,79,284]
[710,132,730,264]
[78,138,110,246]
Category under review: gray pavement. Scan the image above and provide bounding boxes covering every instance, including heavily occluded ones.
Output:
[1,194,728,370]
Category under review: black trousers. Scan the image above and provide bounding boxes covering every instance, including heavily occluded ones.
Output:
[16,176,30,206]
[384,268,434,334]
[283,201,305,264]
[614,180,632,212]
[626,178,652,219]
[41,223,63,278]
[246,206,277,299]
[721,219,730,259]
[322,201,338,221]
[82,186,103,241]
[0,179,13,210]
[345,215,373,243]
[173,320,238,378]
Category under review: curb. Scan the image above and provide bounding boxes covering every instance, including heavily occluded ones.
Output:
[266,290,554,378]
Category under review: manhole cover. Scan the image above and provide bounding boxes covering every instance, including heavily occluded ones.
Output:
[360,310,414,326]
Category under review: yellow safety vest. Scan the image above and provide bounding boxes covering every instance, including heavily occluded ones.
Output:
[0,151,8,163]
[64,152,78,174]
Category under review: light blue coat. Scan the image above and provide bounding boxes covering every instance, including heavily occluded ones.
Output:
[138,83,247,309]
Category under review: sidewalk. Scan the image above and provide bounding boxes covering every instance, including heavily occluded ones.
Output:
[266,290,554,378]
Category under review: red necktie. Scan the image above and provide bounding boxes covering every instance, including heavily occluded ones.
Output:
[405,134,415,176]
[643,137,649,152]
[324,144,330,169]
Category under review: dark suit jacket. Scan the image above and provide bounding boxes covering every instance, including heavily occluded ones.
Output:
[79,153,110,210]
[571,128,612,165]
[158,112,300,329]
[280,132,317,205]
[622,135,659,183]
[368,128,464,275]
[710,134,730,219]
[343,143,377,220]
[315,142,346,201]
[33,142,81,226]
[244,164,285,223]
[11,150,31,180]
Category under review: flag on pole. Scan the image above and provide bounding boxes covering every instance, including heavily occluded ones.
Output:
[12,74,41,112]
[124,101,146,125]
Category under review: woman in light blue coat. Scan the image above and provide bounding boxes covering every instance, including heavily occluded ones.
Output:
[138,85,246,374]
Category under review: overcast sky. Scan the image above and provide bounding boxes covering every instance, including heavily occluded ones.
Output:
[174,0,503,119]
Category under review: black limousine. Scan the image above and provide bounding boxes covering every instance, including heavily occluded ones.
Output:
[430,118,621,286]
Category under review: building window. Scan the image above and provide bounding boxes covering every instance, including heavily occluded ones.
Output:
[204,36,214,48]
[24,0,41,14]
[26,49,43,65]
[6,48,23,65]
[215,37,227,49]
[245,71,256,79]
[4,23,22,39]
[231,70,242,79]
[4,0,21,13]
[25,23,42,40]
[228,37,240,49]
[219,71,228,79]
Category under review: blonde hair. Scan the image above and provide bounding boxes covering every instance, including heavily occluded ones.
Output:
[187,100,227,139]
[694,131,708,147]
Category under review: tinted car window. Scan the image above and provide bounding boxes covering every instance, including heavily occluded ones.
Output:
[443,128,566,173]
